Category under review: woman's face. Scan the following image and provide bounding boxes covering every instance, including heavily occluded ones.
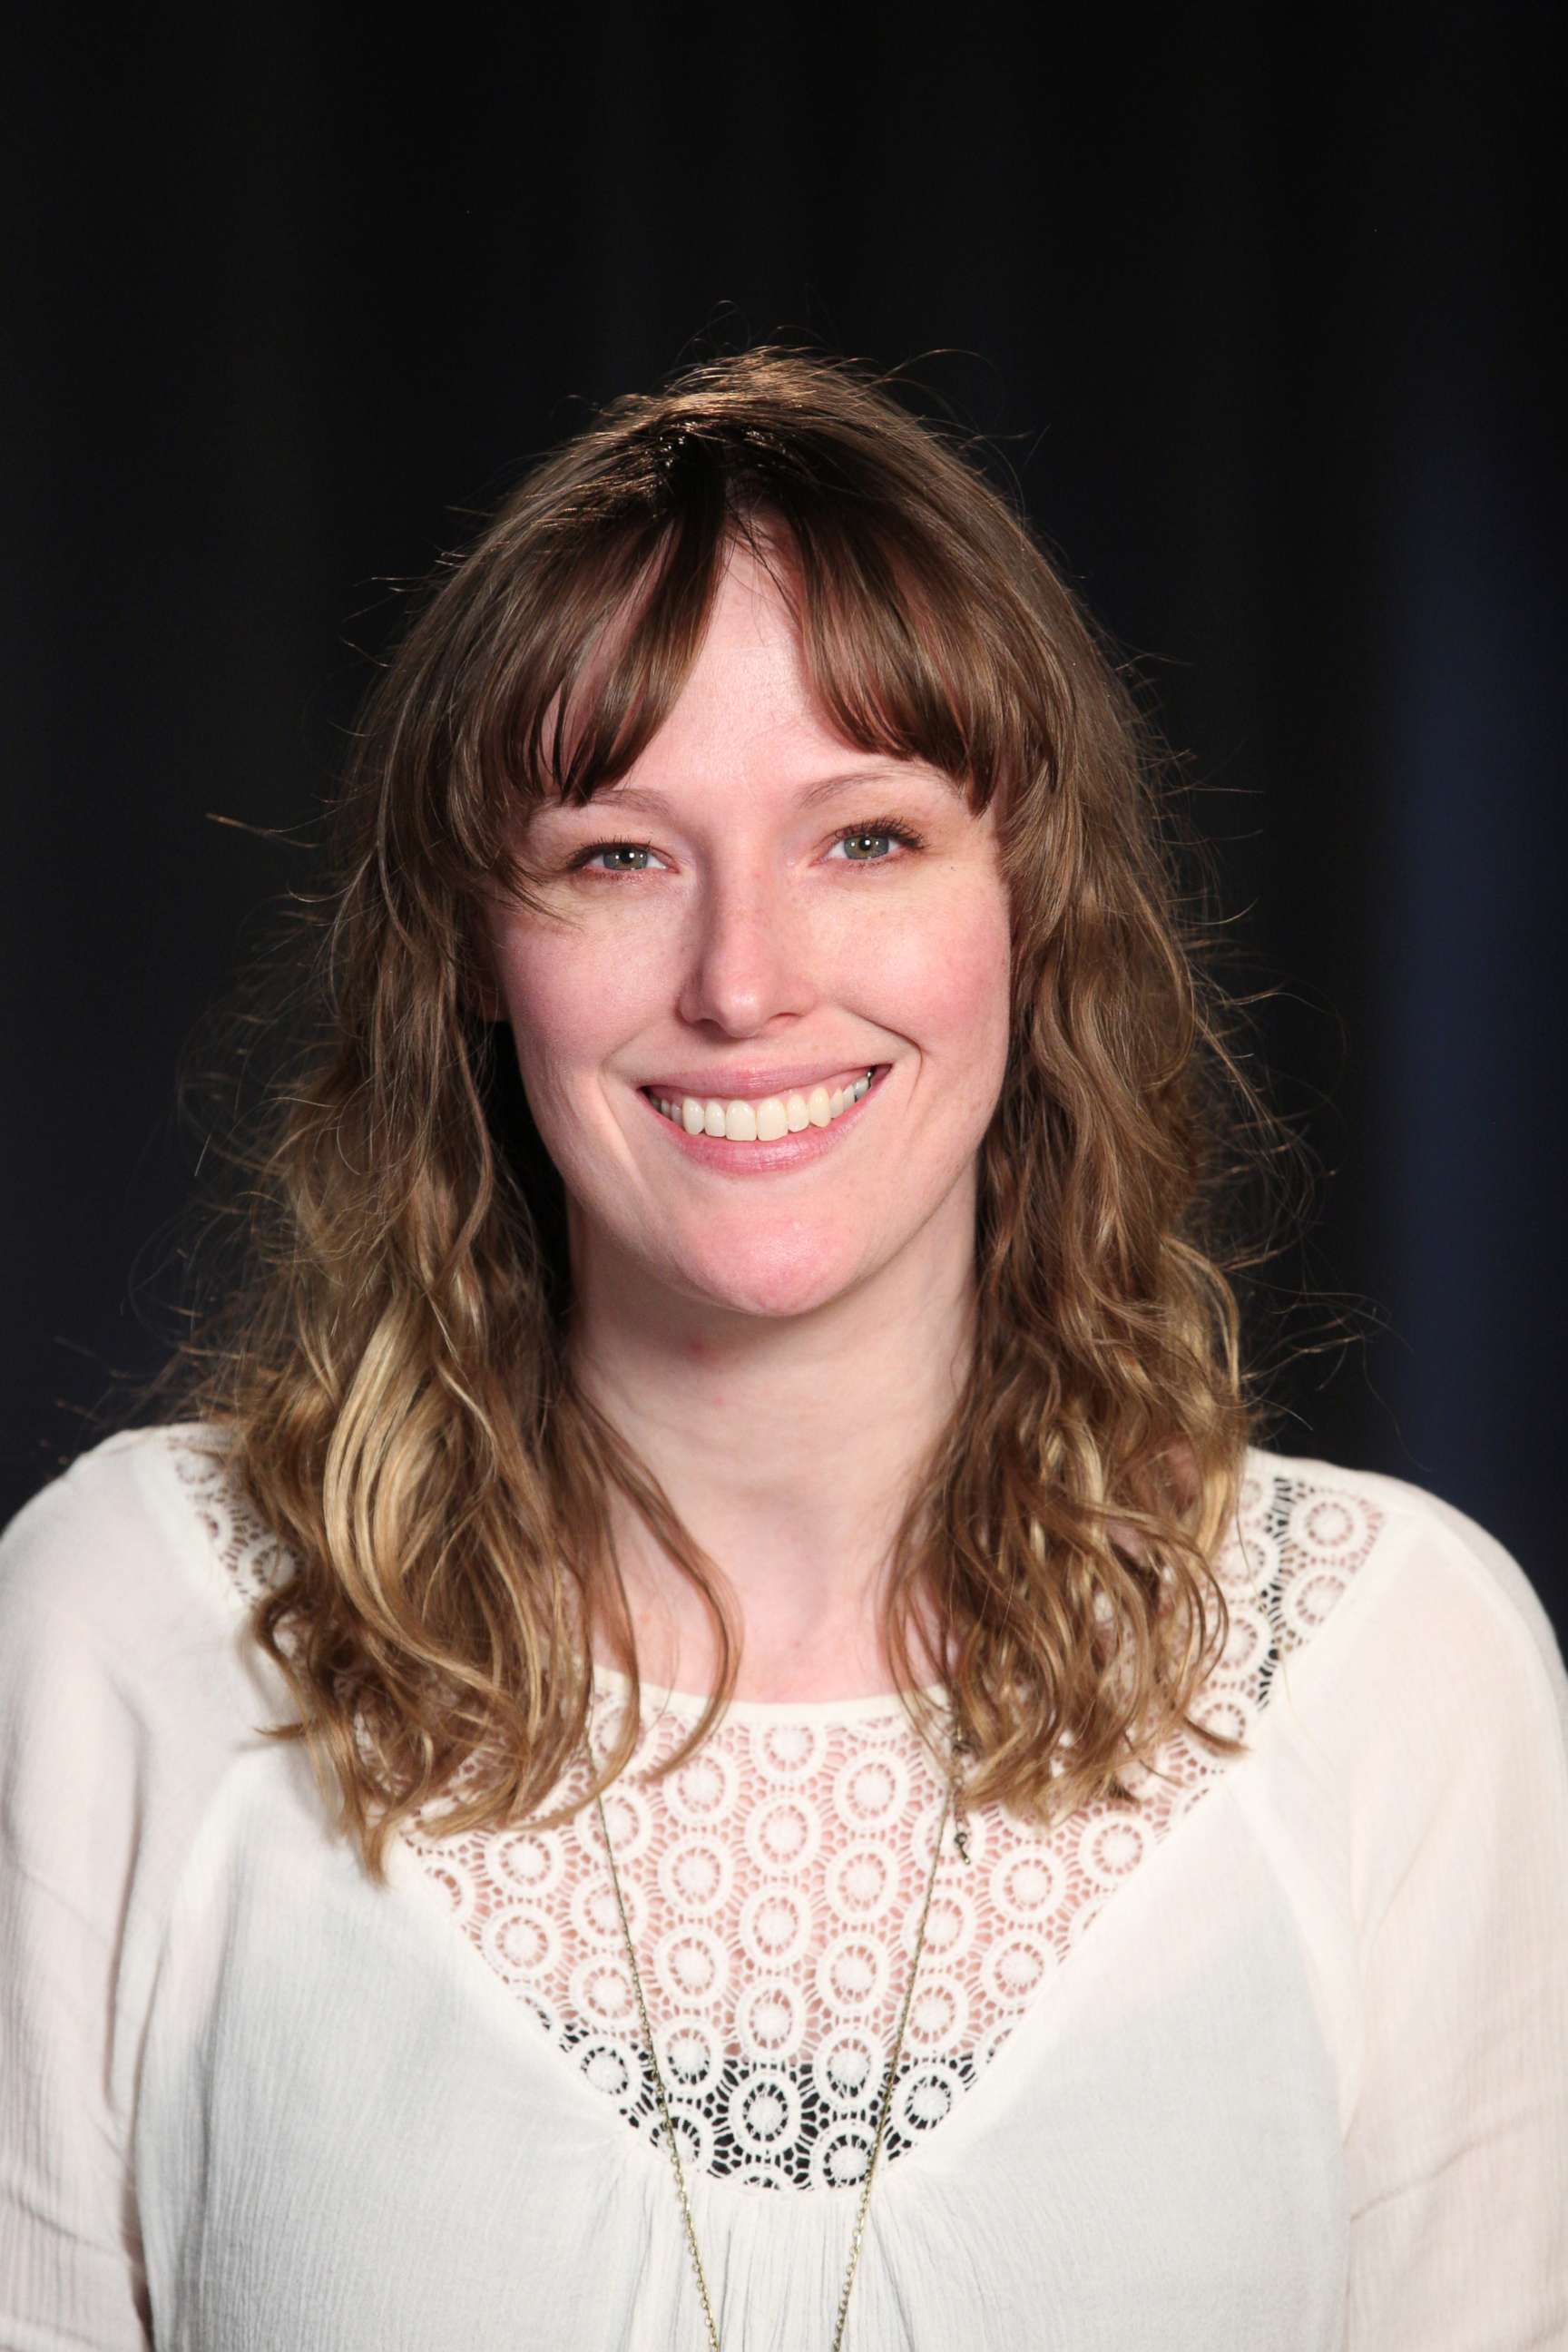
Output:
[483,540,1014,1326]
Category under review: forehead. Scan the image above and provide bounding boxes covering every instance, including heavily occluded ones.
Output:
[640,553,840,779]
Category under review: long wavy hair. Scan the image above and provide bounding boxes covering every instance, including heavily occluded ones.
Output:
[152,344,1300,1884]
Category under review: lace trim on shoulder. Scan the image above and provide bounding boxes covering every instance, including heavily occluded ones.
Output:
[163,1426,296,1616]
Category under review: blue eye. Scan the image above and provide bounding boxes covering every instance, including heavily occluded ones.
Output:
[828,818,926,862]
[568,838,662,874]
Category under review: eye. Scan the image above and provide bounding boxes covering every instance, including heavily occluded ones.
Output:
[825,817,928,864]
[565,838,666,875]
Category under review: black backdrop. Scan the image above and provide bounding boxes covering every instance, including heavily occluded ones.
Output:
[9,5,1564,1622]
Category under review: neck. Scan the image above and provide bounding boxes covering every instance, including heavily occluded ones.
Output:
[566,1208,975,1706]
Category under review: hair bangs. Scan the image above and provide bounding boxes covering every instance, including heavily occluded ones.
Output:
[522,466,734,815]
[485,534,1018,907]
[775,502,1037,819]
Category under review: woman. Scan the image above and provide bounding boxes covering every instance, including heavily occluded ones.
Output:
[2,346,1563,2349]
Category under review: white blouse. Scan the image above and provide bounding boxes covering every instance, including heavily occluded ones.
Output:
[1,1422,1565,2349]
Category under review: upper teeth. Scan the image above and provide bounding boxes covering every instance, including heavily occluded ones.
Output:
[652,1070,876,1142]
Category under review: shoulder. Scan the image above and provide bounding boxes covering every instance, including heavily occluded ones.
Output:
[0,1420,285,1701]
[1235,1443,1568,1783]
[0,1424,305,2202]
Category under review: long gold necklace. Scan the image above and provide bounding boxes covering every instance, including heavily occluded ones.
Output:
[592,1712,972,2352]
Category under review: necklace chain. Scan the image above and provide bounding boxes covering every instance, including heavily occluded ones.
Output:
[591,1714,972,2352]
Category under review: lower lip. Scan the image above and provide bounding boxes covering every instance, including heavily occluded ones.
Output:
[638,1068,891,1175]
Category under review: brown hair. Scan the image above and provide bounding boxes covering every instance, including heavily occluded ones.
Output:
[154,343,1298,1882]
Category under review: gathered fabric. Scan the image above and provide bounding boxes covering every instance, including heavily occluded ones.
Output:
[2,1422,1564,2348]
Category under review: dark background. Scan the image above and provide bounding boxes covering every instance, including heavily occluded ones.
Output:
[8,7,1563,1617]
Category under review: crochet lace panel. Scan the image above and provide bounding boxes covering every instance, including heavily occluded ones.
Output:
[169,1432,1384,2195]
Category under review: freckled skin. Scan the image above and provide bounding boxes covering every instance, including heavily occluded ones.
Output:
[481,542,1014,1339]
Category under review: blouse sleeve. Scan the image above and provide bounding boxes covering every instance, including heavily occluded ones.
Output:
[0,1426,254,2352]
[0,1465,153,2345]
[1339,1485,1568,2347]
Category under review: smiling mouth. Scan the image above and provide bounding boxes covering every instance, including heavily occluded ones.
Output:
[641,1066,887,1142]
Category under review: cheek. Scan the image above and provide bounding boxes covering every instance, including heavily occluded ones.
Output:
[870,882,1013,1066]
[487,914,667,1076]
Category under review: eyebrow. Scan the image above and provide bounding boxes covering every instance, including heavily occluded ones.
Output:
[539,766,965,818]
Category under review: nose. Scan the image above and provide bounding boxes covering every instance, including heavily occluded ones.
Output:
[675,849,819,1036]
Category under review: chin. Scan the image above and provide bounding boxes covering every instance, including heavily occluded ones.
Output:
[666,1239,874,1323]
